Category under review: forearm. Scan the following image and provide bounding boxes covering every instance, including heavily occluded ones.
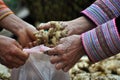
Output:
[0,0,13,30]
[82,18,120,62]
[81,0,120,25]
[0,0,26,36]
[0,14,27,36]
[69,16,96,33]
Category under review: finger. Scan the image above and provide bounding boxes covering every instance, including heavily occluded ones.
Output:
[59,38,65,44]
[37,23,51,30]
[44,48,57,55]
[67,30,72,36]
[63,65,72,72]
[27,41,38,48]
[55,62,67,70]
[59,22,67,29]
[5,55,25,66]
[0,57,20,68]
[7,63,21,68]
[4,63,15,69]
[32,41,38,46]
[50,55,62,64]
[27,42,33,48]
[14,48,29,61]
[14,42,23,50]
[44,43,65,55]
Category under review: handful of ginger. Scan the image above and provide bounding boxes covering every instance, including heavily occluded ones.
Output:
[34,21,68,47]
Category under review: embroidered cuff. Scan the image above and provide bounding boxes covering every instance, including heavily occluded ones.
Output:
[81,0,120,25]
[82,18,120,62]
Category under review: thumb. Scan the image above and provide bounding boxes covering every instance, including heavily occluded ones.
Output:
[37,23,52,30]
[44,48,57,56]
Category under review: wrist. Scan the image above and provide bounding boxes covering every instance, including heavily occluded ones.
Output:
[81,16,96,30]
[68,16,96,35]
[0,14,26,36]
[75,35,86,56]
[80,35,86,56]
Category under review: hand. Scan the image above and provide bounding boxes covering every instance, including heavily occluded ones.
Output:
[0,14,38,47]
[16,22,38,48]
[0,35,29,68]
[45,35,85,72]
[37,16,96,35]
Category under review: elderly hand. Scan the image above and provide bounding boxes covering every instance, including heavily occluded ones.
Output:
[0,35,28,68]
[45,35,86,72]
[0,14,37,47]
[37,16,96,35]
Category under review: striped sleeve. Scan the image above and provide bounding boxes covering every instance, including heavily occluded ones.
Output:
[0,0,13,20]
[81,18,120,62]
[81,0,120,25]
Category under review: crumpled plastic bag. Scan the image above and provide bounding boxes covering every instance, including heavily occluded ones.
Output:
[11,45,70,80]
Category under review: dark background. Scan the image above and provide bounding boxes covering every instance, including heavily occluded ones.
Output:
[4,0,96,25]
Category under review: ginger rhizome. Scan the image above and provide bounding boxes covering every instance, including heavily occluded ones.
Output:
[34,21,68,47]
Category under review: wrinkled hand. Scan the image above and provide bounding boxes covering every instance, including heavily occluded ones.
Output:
[0,14,38,47]
[0,36,29,68]
[37,16,96,35]
[45,35,85,72]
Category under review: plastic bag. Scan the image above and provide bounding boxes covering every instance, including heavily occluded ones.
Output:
[11,45,70,80]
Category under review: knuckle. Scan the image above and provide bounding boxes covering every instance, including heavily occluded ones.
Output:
[9,48,17,54]
[11,39,17,43]
[50,60,54,64]
[50,57,56,64]
[5,56,12,62]
[62,55,68,61]
[56,47,65,54]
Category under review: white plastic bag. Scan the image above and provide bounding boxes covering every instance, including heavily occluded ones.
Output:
[11,45,70,80]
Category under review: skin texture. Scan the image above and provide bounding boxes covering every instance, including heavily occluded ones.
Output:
[0,14,37,47]
[37,16,96,72]
[45,35,86,72]
[0,35,28,68]
[37,16,96,36]
[0,14,37,68]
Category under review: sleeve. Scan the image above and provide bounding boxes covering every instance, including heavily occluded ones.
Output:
[81,18,120,62]
[81,0,120,25]
[0,0,13,20]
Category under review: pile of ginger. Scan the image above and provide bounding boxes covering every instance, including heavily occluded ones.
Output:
[34,21,67,47]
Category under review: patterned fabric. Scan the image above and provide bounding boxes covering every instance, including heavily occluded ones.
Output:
[0,0,13,20]
[81,0,120,25]
[82,19,120,62]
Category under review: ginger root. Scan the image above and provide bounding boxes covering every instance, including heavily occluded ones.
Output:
[34,21,68,47]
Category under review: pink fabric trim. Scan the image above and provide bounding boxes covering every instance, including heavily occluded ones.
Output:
[81,11,98,25]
